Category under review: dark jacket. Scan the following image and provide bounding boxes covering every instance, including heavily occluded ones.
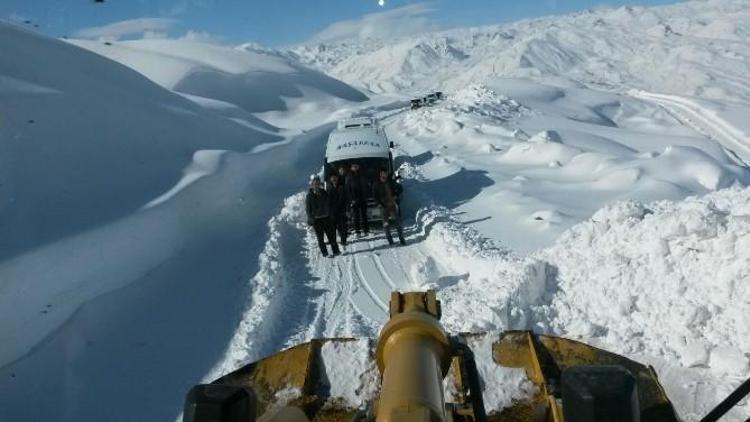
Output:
[337,171,348,186]
[373,178,402,217]
[327,182,347,217]
[345,172,369,203]
[306,188,330,221]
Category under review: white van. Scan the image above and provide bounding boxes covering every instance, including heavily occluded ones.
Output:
[324,117,397,222]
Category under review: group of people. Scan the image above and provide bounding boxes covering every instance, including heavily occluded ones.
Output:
[305,162,405,258]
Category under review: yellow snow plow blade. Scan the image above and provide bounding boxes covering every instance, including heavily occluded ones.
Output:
[184,291,677,421]
[493,331,676,421]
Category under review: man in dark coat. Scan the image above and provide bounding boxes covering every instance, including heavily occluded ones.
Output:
[327,173,348,247]
[373,169,405,246]
[346,163,370,236]
[306,176,340,257]
[337,166,348,187]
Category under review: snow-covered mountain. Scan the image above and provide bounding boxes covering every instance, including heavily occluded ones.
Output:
[291,0,750,103]
[1,0,750,421]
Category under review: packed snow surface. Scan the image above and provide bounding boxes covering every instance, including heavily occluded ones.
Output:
[3,0,750,420]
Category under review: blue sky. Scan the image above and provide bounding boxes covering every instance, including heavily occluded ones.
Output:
[3,0,682,46]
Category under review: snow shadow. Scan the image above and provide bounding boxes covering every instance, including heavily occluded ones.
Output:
[0,236,259,422]
[436,273,470,288]
[174,67,367,114]
[394,150,434,168]
[0,124,336,421]
[408,168,495,209]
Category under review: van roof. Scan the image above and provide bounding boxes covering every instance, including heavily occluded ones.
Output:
[326,124,390,162]
[337,117,376,130]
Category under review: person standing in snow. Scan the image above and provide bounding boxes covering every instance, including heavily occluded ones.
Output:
[373,168,405,246]
[327,173,348,247]
[337,166,348,187]
[346,163,370,236]
[306,176,340,257]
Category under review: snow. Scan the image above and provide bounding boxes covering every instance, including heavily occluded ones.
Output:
[291,0,750,104]
[0,21,359,422]
[391,80,750,253]
[143,150,226,208]
[3,0,750,420]
[536,188,750,374]
[0,22,273,368]
[319,339,379,409]
[465,333,537,412]
[69,38,368,130]
[534,188,750,420]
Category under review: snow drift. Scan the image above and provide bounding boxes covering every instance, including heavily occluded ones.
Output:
[70,38,368,129]
[0,24,279,262]
[391,81,750,252]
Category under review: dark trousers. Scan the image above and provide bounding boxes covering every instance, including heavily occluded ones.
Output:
[382,206,405,245]
[333,213,348,246]
[313,218,339,256]
[351,200,369,234]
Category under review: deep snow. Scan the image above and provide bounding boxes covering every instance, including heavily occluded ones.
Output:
[69,38,369,131]
[2,0,750,420]
[0,22,362,422]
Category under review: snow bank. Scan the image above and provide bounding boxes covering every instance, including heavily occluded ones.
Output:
[534,187,750,420]
[412,207,549,334]
[536,188,750,375]
[207,193,309,378]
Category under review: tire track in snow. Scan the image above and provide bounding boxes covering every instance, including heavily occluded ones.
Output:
[370,241,397,290]
[353,250,390,312]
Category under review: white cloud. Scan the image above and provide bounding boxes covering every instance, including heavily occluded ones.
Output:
[309,3,439,44]
[74,18,175,40]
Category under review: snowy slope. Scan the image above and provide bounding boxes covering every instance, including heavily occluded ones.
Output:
[70,38,368,130]
[0,25,279,259]
[0,22,286,369]
[0,23,362,422]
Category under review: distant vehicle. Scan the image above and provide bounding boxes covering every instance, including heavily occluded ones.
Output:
[324,117,399,223]
[410,91,444,109]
